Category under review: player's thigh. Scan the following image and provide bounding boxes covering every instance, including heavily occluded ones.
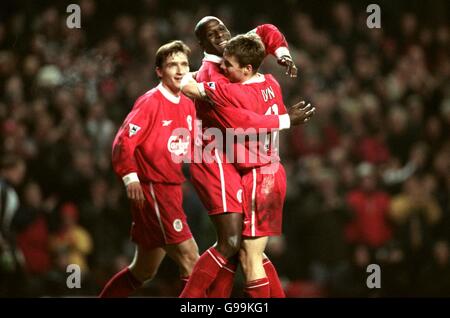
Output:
[241,236,269,257]
[241,164,286,237]
[211,212,243,243]
[130,244,166,275]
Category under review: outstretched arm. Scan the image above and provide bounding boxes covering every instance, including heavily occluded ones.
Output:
[250,24,298,77]
[181,73,289,130]
[181,74,315,129]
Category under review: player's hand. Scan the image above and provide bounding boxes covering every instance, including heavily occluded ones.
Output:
[277,55,298,78]
[126,182,145,209]
[288,101,315,125]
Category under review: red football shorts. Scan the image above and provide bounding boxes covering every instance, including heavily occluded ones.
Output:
[130,182,192,249]
[190,149,243,215]
[241,162,286,237]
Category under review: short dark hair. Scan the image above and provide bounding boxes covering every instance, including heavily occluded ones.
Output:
[155,40,191,68]
[224,34,265,73]
[194,16,222,40]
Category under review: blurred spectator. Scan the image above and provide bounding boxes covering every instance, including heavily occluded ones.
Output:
[0,156,26,296]
[389,175,442,252]
[14,181,51,275]
[49,202,93,273]
[345,163,392,252]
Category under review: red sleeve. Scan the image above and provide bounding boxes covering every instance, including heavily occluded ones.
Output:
[203,82,281,130]
[255,24,289,56]
[112,96,154,178]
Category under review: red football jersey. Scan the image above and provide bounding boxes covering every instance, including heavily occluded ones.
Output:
[201,74,287,170]
[195,24,290,133]
[112,83,195,184]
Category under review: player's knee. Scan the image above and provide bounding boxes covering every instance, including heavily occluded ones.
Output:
[183,250,200,269]
[239,246,261,268]
[239,248,248,269]
[216,235,241,258]
[129,265,158,282]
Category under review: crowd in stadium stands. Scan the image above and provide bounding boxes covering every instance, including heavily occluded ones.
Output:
[0,0,449,296]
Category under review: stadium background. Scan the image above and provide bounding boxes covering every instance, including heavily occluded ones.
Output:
[0,0,449,297]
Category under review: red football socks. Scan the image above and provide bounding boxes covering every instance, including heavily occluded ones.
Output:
[180,247,227,298]
[263,258,286,298]
[207,261,237,298]
[99,267,142,298]
[244,277,270,298]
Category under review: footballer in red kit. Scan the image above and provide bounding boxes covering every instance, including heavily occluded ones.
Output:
[99,41,199,297]
[179,16,313,299]
[199,72,289,237]
[181,33,315,298]
[112,81,195,249]
[192,20,295,218]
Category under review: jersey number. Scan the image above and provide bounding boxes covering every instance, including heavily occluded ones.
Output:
[264,104,279,151]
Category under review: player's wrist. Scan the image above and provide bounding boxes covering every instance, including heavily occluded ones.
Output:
[180,73,195,90]
[275,47,291,60]
[122,172,140,186]
[279,114,291,130]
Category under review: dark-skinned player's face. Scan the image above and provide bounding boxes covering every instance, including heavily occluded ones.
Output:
[199,20,231,56]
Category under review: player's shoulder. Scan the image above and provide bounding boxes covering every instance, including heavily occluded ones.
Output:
[198,61,221,80]
[180,93,195,108]
[264,73,281,87]
[199,60,219,72]
[129,87,162,115]
[135,87,160,105]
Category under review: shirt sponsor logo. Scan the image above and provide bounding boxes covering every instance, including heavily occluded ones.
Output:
[128,123,141,137]
[167,135,190,156]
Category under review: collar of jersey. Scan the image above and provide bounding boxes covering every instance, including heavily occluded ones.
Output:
[203,52,223,64]
[157,83,180,104]
[242,73,266,85]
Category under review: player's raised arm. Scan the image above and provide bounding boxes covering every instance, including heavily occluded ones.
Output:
[249,24,298,77]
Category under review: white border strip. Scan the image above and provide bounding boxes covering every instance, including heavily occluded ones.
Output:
[206,249,224,268]
[149,182,167,243]
[215,149,227,212]
[247,281,269,289]
[251,168,257,237]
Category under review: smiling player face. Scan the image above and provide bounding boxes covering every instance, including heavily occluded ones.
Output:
[156,52,190,95]
[199,19,232,56]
